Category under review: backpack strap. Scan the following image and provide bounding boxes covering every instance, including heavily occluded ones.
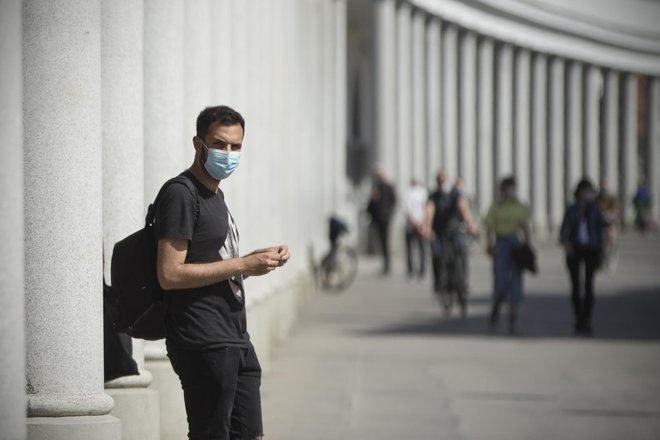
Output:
[145,174,200,228]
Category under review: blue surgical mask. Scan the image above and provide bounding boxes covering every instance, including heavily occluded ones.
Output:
[200,140,240,180]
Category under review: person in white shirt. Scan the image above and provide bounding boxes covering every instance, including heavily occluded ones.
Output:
[403,179,429,278]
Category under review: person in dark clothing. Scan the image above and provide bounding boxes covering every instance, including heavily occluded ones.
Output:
[424,171,479,316]
[367,167,396,274]
[156,105,290,440]
[560,178,604,336]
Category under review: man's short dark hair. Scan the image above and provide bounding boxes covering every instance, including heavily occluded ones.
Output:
[500,176,516,192]
[196,105,245,140]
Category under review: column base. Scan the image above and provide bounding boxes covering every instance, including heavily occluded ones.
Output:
[146,359,187,440]
[28,414,121,440]
[107,388,160,440]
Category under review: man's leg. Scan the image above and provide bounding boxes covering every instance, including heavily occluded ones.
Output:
[431,239,443,293]
[230,343,264,440]
[417,231,427,277]
[405,226,414,276]
[566,252,583,331]
[583,249,599,332]
[168,347,242,440]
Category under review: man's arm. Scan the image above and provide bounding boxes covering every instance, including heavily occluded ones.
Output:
[157,239,288,291]
[457,196,479,237]
[423,201,435,239]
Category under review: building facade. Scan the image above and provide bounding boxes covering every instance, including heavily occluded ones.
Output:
[1,0,347,439]
[348,0,660,234]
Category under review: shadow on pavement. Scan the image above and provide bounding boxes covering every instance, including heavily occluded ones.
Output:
[351,287,660,341]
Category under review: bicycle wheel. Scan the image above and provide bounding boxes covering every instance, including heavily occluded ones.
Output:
[321,246,358,291]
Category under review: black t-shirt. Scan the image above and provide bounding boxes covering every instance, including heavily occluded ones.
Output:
[428,189,461,235]
[155,171,249,351]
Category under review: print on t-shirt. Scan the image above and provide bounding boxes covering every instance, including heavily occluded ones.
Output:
[219,212,244,300]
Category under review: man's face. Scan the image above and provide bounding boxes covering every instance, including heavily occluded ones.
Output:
[196,122,244,160]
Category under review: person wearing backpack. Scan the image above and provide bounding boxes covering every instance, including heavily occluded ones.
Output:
[155,105,289,440]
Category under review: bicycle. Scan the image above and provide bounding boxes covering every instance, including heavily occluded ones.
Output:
[431,233,469,317]
[313,217,358,292]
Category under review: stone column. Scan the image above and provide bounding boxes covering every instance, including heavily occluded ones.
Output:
[442,24,459,178]
[531,53,548,235]
[459,31,477,198]
[143,2,187,439]
[566,61,583,196]
[143,0,186,204]
[323,0,337,217]
[426,17,442,186]
[101,1,159,439]
[184,0,211,137]
[23,0,120,438]
[622,73,639,227]
[396,1,412,198]
[649,78,660,222]
[548,57,566,230]
[411,9,427,183]
[335,0,348,213]
[584,65,602,182]
[477,37,495,216]
[0,1,25,439]
[514,49,531,203]
[374,0,397,177]
[496,43,514,180]
[603,71,620,191]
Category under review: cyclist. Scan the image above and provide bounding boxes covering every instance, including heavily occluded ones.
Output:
[424,171,479,316]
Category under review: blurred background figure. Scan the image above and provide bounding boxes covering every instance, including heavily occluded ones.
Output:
[633,179,652,234]
[403,178,428,279]
[560,178,605,336]
[597,177,620,270]
[483,176,531,334]
[425,171,479,317]
[367,167,397,275]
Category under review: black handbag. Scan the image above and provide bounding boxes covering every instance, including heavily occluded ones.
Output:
[512,243,538,274]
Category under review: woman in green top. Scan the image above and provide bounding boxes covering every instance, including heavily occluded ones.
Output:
[483,177,532,334]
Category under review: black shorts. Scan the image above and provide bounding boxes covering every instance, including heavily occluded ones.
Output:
[168,342,263,440]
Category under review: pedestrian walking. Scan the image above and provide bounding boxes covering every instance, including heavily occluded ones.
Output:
[156,105,290,440]
[483,176,531,334]
[425,171,479,316]
[560,178,605,335]
[633,179,652,233]
[403,179,428,278]
[367,167,397,275]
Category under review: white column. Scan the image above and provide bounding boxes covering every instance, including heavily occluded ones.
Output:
[496,43,514,180]
[531,53,548,233]
[622,73,639,226]
[396,1,412,198]
[23,0,120,437]
[411,10,427,183]
[374,0,397,177]
[334,0,348,213]
[143,0,186,204]
[323,0,336,218]
[548,57,566,229]
[101,1,159,438]
[426,17,442,186]
[514,49,531,203]
[650,78,660,222]
[459,31,477,198]
[443,24,459,178]
[566,61,583,196]
[184,0,211,136]
[477,37,495,216]
[603,71,620,191]
[584,66,602,182]
[0,1,25,439]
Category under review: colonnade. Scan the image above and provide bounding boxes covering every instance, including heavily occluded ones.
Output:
[373,0,660,233]
[0,0,347,439]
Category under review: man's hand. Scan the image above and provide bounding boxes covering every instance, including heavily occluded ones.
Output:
[563,242,573,256]
[242,245,290,277]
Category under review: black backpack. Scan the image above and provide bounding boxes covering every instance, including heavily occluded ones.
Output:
[109,175,198,340]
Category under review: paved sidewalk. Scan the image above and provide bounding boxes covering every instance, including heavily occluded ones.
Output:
[261,234,660,440]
